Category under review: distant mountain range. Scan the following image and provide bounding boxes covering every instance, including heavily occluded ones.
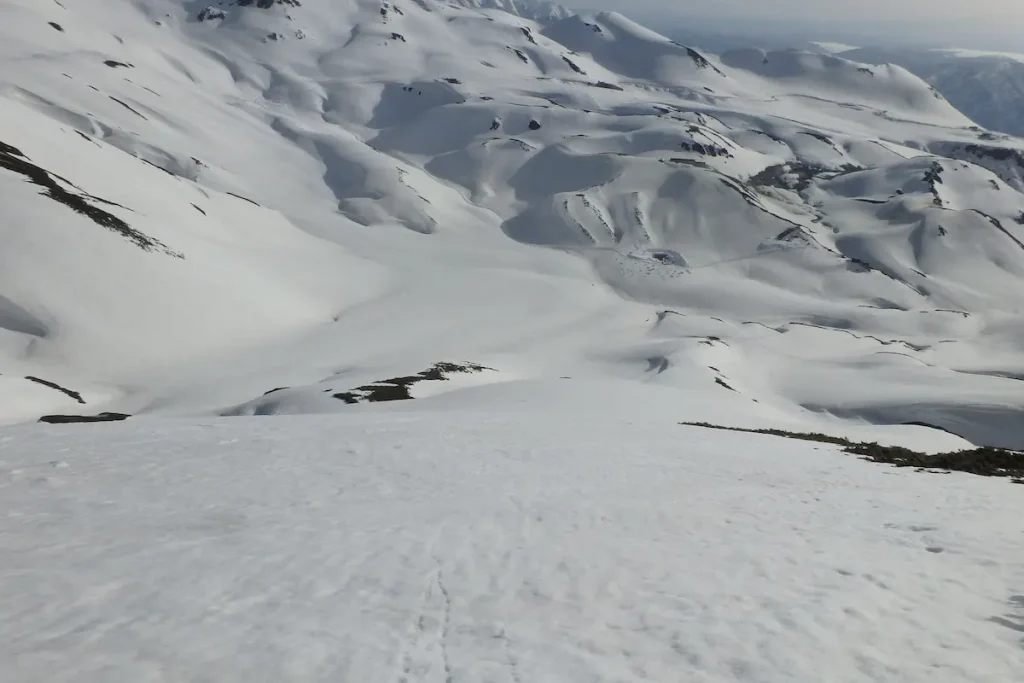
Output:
[839,47,1024,138]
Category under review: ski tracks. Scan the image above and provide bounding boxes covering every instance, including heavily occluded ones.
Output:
[393,512,537,683]
[396,566,453,683]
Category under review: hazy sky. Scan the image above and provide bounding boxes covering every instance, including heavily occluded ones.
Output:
[560,0,1023,21]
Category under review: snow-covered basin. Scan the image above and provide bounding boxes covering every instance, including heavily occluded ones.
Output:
[1,407,1022,682]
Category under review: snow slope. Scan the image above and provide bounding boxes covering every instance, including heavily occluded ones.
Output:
[1,0,1024,450]
[3,2,1024,679]
[841,46,1024,138]
[451,0,572,22]
[2,410,1023,683]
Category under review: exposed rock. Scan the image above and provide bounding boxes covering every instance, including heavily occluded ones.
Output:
[333,362,492,404]
[199,0,301,22]
[197,7,226,21]
[675,45,725,76]
[39,413,130,424]
[0,140,181,256]
[108,96,146,119]
[24,376,84,404]
[509,47,529,64]
[749,162,858,193]
[923,161,944,206]
[684,422,1024,481]
[226,191,260,206]
[562,56,585,75]
[680,140,732,158]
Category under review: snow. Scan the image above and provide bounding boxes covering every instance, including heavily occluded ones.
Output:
[926,49,1024,63]
[1,410,1023,683]
[451,0,573,22]
[1,0,1023,442]
[843,46,1024,137]
[3,0,1024,677]
[808,41,860,55]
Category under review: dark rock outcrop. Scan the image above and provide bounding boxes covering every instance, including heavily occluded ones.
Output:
[0,140,181,256]
[39,412,130,424]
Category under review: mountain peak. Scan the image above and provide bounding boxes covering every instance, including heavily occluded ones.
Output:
[448,0,573,22]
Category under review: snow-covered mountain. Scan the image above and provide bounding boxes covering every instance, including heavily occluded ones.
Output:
[4,2,1024,680]
[840,46,1024,138]
[1,0,1024,448]
[666,32,1024,140]
[450,0,572,22]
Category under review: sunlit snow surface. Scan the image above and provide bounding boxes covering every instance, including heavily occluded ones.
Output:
[2,408,1023,682]
[838,45,1024,138]
[1,0,1024,447]
[3,1,1024,678]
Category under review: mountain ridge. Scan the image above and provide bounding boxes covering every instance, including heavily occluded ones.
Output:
[2,0,1024,447]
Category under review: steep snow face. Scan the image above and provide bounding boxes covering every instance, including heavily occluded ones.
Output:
[3,0,1024,446]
